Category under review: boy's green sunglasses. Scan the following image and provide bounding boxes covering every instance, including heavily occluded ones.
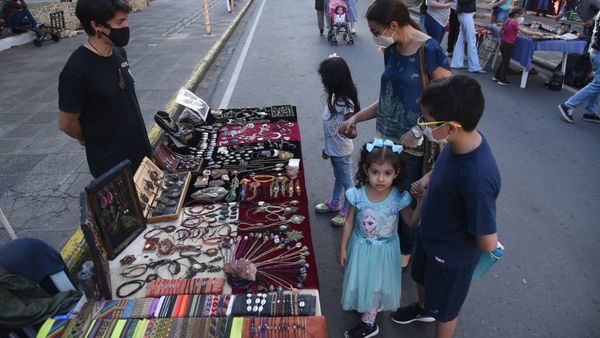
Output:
[417,117,462,128]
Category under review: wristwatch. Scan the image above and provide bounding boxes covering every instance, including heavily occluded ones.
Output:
[411,126,424,146]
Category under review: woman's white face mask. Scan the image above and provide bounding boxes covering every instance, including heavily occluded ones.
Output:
[372,25,395,48]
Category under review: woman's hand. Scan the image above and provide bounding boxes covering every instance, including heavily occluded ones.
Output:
[338,116,358,138]
[322,149,330,160]
[399,129,421,148]
[339,248,348,267]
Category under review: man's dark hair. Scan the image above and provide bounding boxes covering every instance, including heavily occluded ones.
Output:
[76,0,132,36]
[421,75,484,132]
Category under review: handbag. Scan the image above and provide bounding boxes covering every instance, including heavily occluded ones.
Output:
[418,42,441,175]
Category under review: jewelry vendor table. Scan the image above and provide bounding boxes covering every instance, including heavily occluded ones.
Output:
[37,106,328,338]
[511,36,588,88]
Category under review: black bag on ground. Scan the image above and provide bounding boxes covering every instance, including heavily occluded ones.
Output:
[545,71,564,91]
[554,53,593,88]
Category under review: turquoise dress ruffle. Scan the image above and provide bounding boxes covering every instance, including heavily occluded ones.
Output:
[341,186,412,312]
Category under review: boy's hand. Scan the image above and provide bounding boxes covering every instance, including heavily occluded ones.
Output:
[339,248,348,266]
[322,149,330,160]
[411,181,427,201]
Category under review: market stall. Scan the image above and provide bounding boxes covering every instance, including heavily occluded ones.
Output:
[36,104,328,338]
[512,35,588,88]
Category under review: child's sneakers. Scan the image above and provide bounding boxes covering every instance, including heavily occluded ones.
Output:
[330,213,346,227]
[344,322,379,338]
[314,199,341,213]
[391,302,435,324]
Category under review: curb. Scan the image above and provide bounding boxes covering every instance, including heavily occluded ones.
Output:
[147,0,256,145]
[60,0,256,263]
[408,7,557,72]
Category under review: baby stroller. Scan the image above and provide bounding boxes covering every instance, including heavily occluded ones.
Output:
[327,0,353,45]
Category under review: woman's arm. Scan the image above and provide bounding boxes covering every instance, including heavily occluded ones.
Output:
[489,0,507,8]
[426,0,452,9]
[338,100,379,137]
[339,206,356,266]
[431,65,453,80]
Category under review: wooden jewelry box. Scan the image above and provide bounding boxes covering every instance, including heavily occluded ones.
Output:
[153,143,204,175]
[133,157,192,223]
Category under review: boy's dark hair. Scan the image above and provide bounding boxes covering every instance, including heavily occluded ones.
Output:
[76,0,132,36]
[318,57,361,118]
[355,143,406,191]
[421,75,484,132]
[366,0,421,33]
[509,7,526,18]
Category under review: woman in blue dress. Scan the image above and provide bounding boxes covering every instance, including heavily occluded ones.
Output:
[339,139,424,338]
[339,0,451,291]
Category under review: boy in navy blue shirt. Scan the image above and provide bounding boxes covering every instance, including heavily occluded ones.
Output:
[392,75,500,338]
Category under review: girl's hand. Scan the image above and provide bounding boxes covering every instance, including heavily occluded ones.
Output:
[399,129,421,148]
[339,248,348,267]
[322,149,330,160]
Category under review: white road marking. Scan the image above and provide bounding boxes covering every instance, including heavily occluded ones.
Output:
[219,0,266,108]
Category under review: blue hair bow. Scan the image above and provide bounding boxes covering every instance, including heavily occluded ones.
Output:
[366,138,403,154]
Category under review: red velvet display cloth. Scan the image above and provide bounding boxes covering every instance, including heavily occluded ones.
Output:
[233,172,320,293]
[217,122,301,146]
[219,120,319,293]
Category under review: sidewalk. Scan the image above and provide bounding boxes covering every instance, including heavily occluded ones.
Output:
[408,0,586,70]
[0,0,253,249]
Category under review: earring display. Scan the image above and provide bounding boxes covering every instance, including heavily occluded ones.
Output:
[85,159,147,260]
[133,157,192,223]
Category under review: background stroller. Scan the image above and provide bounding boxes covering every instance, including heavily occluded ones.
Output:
[327,0,353,45]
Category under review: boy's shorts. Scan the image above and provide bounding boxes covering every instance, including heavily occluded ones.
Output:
[411,233,478,322]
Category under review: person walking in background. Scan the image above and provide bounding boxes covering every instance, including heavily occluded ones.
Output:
[315,0,329,36]
[450,0,486,73]
[489,0,513,40]
[424,0,452,44]
[58,0,152,178]
[338,0,452,275]
[394,75,501,338]
[345,0,359,34]
[315,54,360,227]
[447,0,459,56]
[493,8,543,86]
[340,140,423,338]
[559,10,600,123]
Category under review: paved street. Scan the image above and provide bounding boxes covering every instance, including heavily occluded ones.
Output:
[195,0,600,337]
[0,0,598,336]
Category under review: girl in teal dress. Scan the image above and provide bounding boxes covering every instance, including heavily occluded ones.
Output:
[339,138,424,338]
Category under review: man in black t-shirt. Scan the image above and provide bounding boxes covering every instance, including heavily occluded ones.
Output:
[58,0,151,178]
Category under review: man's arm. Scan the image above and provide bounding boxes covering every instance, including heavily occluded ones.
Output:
[58,111,84,145]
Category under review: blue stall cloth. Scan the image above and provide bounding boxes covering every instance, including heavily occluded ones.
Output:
[511,36,588,70]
